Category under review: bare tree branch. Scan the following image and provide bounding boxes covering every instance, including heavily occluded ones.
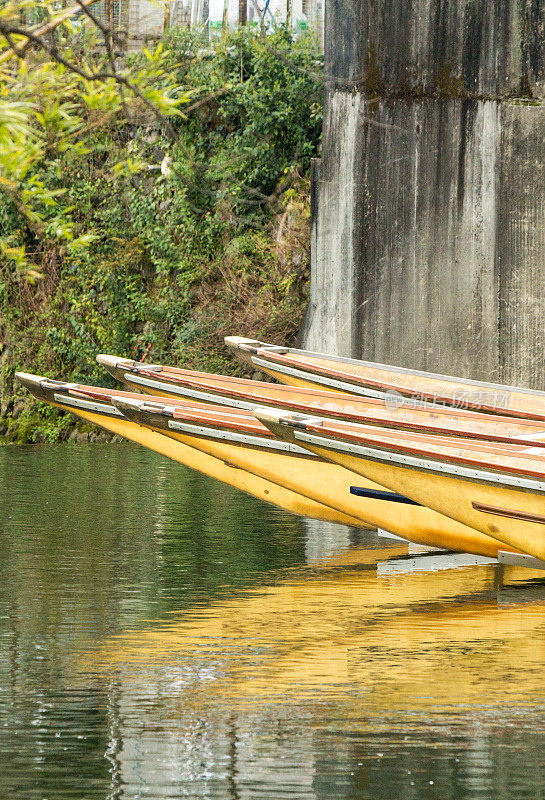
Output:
[0,22,178,140]
[74,0,119,46]
[0,0,101,64]
[181,87,230,115]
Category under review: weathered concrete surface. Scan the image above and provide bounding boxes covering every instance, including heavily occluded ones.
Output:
[498,104,545,385]
[304,0,545,387]
[303,93,367,355]
[326,0,545,97]
[354,97,501,379]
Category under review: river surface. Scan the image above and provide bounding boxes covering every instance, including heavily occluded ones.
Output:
[2,443,545,799]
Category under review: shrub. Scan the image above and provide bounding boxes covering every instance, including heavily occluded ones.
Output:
[0,25,323,442]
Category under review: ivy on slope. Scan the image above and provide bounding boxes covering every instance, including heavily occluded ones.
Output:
[0,26,323,442]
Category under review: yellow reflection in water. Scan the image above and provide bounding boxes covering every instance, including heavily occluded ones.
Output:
[83,547,545,717]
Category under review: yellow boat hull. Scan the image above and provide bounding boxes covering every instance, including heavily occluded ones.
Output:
[16,373,529,560]
[292,440,545,562]
[44,401,363,527]
[152,425,519,559]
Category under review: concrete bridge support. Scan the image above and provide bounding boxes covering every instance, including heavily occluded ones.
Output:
[304,0,545,387]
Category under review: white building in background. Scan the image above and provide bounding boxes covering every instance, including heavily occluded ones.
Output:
[204,0,323,36]
[129,0,166,35]
[94,0,166,40]
[94,0,323,46]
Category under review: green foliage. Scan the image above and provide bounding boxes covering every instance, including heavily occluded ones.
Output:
[0,23,323,443]
[162,25,323,202]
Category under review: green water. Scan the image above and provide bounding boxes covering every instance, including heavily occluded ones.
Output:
[2,442,545,799]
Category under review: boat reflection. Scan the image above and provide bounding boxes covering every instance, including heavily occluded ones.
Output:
[84,543,545,716]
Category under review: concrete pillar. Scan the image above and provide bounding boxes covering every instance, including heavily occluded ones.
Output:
[304,0,545,387]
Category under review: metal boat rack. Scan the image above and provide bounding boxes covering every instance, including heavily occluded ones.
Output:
[374,529,545,574]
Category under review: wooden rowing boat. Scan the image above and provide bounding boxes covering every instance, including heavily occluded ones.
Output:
[96,354,545,449]
[17,371,540,561]
[256,408,545,561]
[105,393,527,560]
[225,336,545,422]
[14,373,363,527]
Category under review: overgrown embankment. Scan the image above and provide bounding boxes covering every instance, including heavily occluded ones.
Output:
[0,27,323,443]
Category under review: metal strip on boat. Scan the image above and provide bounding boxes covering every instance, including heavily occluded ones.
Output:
[250,356,389,399]
[377,530,447,554]
[377,529,408,542]
[124,373,260,412]
[293,430,545,494]
[168,420,312,455]
[259,345,289,354]
[123,373,193,396]
[251,356,475,413]
[53,394,124,417]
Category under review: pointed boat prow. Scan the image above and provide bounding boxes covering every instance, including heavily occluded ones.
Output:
[224,336,264,367]
[112,396,174,428]
[96,354,132,370]
[96,354,135,382]
[224,336,288,368]
[15,371,48,393]
[224,336,264,352]
[97,354,164,382]
[254,407,320,443]
[15,372,72,400]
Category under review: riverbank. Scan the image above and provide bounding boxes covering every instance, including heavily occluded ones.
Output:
[0,26,322,443]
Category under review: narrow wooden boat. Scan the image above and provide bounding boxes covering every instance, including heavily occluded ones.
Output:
[96,354,545,449]
[107,393,525,560]
[14,373,363,527]
[256,408,545,561]
[225,336,545,422]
